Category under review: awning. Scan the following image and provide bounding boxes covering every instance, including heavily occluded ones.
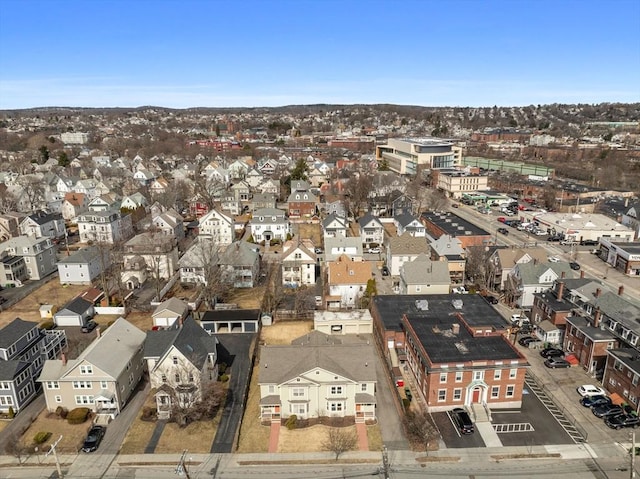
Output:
[610,393,625,405]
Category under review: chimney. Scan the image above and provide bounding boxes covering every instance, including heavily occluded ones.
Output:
[61,353,67,366]
[556,281,565,301]
[619,285,625,296]
[595,288,601,298]
[561,271,566,279]
[593,308,602,328]
[580,270,585,278]
[452,323,460,335]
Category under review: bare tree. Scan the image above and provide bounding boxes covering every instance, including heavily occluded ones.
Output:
[170,381,225,428]
[404,410,439,452]
[293,286,316,316]
[4,434,28,464]
[465,246,492,289]
[343,171,373,218]
[322,427,357,461]
[18,175,45,210]
[0,185,17,214]
[184,237,225,307]
[261,262,287,313]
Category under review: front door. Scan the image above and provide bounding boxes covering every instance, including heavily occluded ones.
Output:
[472,388,481,403]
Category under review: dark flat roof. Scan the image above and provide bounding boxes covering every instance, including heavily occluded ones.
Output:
[372,294,508,333]
[201,309,261,322]
[404,314,521,364]
[420,211,489,237]
[612,242,640,255]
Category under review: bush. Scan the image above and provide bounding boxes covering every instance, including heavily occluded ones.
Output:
[66,407,90,425]
[39,321,55,330]
[402,398,411,410]
[218,362,227,374]
[55,406,68,419]
[247,235,255,243]
[285,414,297,430]
[219,374,229,382]
[8,406,15,419]
[141,406,157,422]
[33,431,51,444]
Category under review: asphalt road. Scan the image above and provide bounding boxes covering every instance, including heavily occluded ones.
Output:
[210,333,256,453]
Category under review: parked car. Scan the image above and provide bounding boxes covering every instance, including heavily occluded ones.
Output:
[569,262,581,271]
[544,358,571,368]
[484,296,499,304]
[560,239,578,246]
[547,235,562,242]
[0,296,6,305]
[451,203,459,208]
[540,348,564,358]
[497,217,506,223]
[593,403,625,418]
[577,384,607,397]
[605,414,640,429]
[452,286,468,294]
[451,407,474,434]
[511,314,528,324]
[548,256,561,263]
[497,227,509,235]
[368,247,380,254]
[580,239,599,246]
[314,247,323,254]
[580,395,611,408]
[81,320,98,333]
[404,387,412,401]
[518,336,537,346]
[381,266,390,276]
[81,425,106,452]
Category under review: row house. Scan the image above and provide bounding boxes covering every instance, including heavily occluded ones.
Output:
[322,214,349,239]
[0,318,67,414]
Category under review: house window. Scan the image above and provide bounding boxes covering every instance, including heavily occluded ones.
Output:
[74,395,94,405]
[80,365,93,375]
[291,388,305,398]
[453,388,462,401]
[173,357,178,365]
[72,381,92,389]
[55,395,62,403]
[506,385,515,398]
[494,370,501,380]
[509,368,517,379]
[291,403,307,415]
[361,384,367,392]
[455,371,463,383]
[268,385,275,394]
[473,370,484,381]
[438,389,446,402]
[47,381,60,389]
[440,373,447,383]
[100,381,108,389]
[161,374,167,383]
[174,374,180,383]
[0,396,14,406]
[633,375,639,387]
[188,373,194,383]
[491,386,500,399]
[330,386,343,395]
[328,402,343,412]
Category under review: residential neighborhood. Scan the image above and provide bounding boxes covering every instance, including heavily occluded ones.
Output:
[0,102,638,478]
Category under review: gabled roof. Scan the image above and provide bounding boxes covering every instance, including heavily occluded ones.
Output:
[259,332,376,385]
[57,245,101,265]
[59,296,94,315]
[63,192,86,206]
[218,241,259,267]
[25,210,61,225]
[594,291,640,328]
[394,213,419,228]
[287,189,317,203]
[430,234,465,257]
[153,297,189,318]
[281,242,315,262]
[389,233,430,255]
[358,213,383,229]
[401,254,450,285]
[494,247,548,268]
[322,213,348,230]
[516,261,574,285]
[39,317,145,381]
[144,317,217,370]
[0,318,37,349]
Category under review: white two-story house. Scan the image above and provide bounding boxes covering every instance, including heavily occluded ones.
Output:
[250,208,290,243]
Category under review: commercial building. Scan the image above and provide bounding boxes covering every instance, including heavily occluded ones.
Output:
[376,138,462,175]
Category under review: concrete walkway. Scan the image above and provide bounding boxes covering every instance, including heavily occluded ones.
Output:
[355,422,368,451]
[268,422,280,453]
[144,419,167,454]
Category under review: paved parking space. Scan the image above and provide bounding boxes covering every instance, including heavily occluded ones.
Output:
[431,410,486,448]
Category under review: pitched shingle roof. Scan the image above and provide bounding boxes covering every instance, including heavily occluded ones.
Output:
[0,318,37,349]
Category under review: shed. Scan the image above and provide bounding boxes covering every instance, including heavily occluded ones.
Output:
[535,319,562,346]
[39,304,55,319]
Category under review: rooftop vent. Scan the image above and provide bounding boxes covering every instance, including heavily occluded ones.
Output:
[415,299,429,311]
[454,342,469,354]
[452,299,464,310]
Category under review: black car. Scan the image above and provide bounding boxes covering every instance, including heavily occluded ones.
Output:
[451,407,474,434]
[580,395,612,408]
[484,296,499,305]
[605,414,640,429]
[81,425,106,452]
[81,320,98,333]
[497,227,509,235]
[540,348,564,358]
[569,262,581,271]
[593,403,625,418]
[518,336,536,346]
[381,266,390,276]
[544,358,571,368]
[580,239,599,246]
[547,235,562,242]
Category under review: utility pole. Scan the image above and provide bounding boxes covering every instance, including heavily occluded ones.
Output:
[175,449,191,479]
[45,435,63,479]
[381,444,390,479]
[631,429,636,479]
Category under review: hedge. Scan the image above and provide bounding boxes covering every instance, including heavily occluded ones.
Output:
[33,431,52,444]
[67,407,91,424]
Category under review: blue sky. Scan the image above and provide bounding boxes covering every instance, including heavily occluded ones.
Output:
[1,0,639,109]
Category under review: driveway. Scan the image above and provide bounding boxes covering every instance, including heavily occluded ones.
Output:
[211,333,256,453]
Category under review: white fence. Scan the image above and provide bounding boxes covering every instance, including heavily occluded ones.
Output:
[95,306,126,315]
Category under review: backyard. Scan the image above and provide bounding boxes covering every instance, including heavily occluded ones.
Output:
[17,409,91,454]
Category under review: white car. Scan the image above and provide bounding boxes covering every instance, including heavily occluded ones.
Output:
[548,256,561,263]
[367,247,380,254]
[577,385,607,397]
[510,314,529,324]
[452,286,468,294]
